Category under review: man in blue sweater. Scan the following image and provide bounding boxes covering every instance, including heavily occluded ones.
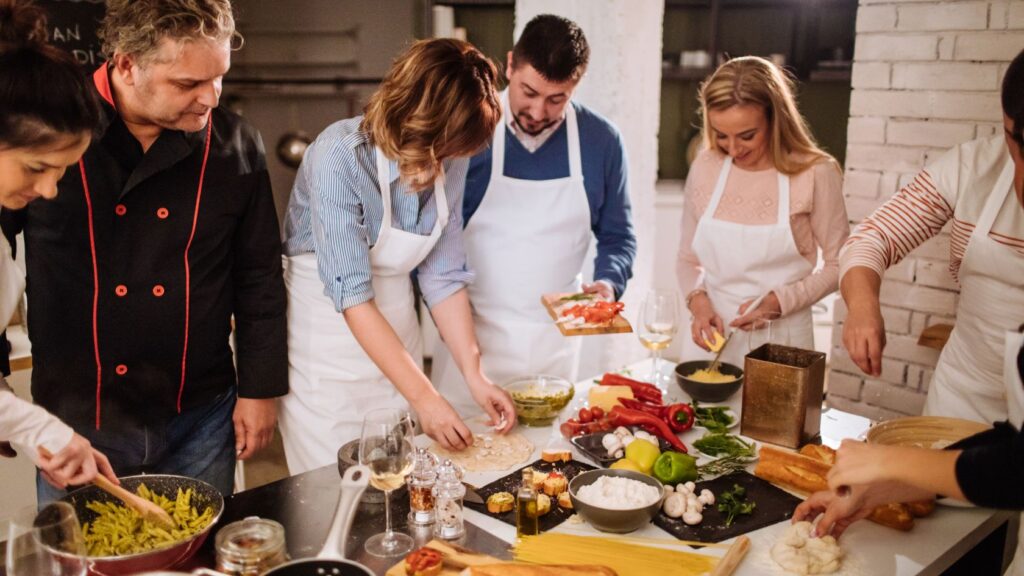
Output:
[432,14,637,416]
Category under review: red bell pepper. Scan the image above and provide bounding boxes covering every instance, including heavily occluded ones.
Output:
[599,373,663,404]
[608,406,688,453]
[664,403,696,433]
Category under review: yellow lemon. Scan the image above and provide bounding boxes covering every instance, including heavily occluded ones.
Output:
[610,458,644,473]
[624,438,661,475]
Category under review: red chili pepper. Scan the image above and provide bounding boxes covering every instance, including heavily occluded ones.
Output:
[599,373,663,403]
[609,406,688,453]
[665,403,696,433]
[618,397,665,418]
[560,415,614,439]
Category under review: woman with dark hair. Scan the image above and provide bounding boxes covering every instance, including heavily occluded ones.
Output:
[279,38,516,476]
[0,0,116,490]
[799,48,1024,576]
[841,49,1024,424]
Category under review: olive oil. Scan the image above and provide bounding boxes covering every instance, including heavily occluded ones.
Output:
[516,467,539,537]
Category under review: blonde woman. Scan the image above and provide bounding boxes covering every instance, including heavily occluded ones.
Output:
[280,39,516,473]
[676,56,849,367]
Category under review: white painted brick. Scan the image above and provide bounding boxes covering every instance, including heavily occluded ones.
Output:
[909,233,950,260]
[896,3,988,32]
[938,35,955,60]
[854,34,939,61]
[878,171,903,200]
[915,258,959,289]
[879,281,956,315]
[910,311,929,336]
[852,62,892,89]
[892,62,1000,90]
[846,143,927,173]
[858,5,897,32]
[897,172,918,189]
[1009,2,1024,29]
[844,169,882,198]
[954,32,1023,61]
[906,364,924,389]
[880,305,913,334]
[990,2,1009,29]
[829,372,864,400]
[885,334,944,366]
[826,394,908,423]
[920,368,934,391]
[848,116,887,143]
[930,91,1004,121]
[849,89,928,118]
[862,379,928,415]
[832,326,844,349]
[977,123,1000,138]
[845,196,886,222]
[831,351,908,386]
[886,257,917,284]
[886,120,977,147]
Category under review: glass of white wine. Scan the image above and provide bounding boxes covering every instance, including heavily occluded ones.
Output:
[638,289,679,390]
[359,408,416,557]
[6,502,88,576]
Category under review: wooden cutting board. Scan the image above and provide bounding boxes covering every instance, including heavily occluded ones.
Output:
[541,293,633,336]
[385,540,504,575]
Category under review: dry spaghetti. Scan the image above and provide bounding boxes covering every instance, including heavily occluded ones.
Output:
[82,483,214,557]
[514,532,718,575]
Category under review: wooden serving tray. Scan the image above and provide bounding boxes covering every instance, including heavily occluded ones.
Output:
[385,539,503,575]
[541,293,633,336]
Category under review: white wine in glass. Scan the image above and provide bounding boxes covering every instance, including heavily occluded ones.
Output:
[359,408,416,557]
[6,502,88,576]
[638,291,679,389]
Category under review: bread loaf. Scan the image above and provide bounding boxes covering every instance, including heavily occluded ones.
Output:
[754,446,830,494]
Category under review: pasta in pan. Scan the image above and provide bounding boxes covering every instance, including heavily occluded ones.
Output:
[82,483,214,557]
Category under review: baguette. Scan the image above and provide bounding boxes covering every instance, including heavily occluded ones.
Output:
[867,502,914,531]
[467,564,617,576]
[798,444,836,465]
[906,499,937,518]
[754,446,830,494]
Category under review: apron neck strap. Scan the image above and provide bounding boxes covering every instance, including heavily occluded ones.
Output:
[374,147,448,237]
[776,170,790,224]
[976,156,1015,236]
[492,91,582,179]
[706,157,791,224]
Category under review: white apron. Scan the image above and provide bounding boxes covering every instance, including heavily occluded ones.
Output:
[432,93,591,417]
[681,158,815,368]
[1005,327,1024,576]
[924,158,1024,423]
[0,235,24,327]
[278,149,448,474]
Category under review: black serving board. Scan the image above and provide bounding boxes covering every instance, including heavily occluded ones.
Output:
[654,470,803,544]
[465,458,596,533]
[571,430,675,467]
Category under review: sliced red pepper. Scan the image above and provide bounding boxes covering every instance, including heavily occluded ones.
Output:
[608,406,688,453]
[599,373,663,403]
[665,403,696,433]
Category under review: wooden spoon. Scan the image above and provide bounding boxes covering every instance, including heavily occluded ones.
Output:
[38,447,176,530]
[710,535,750,576]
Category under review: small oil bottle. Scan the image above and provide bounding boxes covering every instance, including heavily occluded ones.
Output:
[516,467,539,537]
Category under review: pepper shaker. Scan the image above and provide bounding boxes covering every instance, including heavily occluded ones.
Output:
[407,447,438,526]
[432,458,466,540]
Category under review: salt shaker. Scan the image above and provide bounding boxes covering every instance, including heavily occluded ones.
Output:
[407,447,438,526]
[432,458,466,540]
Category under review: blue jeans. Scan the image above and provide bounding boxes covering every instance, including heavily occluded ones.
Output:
[37,387,237,505]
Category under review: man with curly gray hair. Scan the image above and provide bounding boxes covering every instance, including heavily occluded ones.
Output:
[3,0,288,503]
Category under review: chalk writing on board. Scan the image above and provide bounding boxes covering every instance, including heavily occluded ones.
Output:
[39,0,106,67]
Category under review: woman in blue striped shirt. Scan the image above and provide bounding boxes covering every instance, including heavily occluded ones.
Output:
[279,39,517,473]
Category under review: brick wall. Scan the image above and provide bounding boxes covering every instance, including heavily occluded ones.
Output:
[827,0,1024,420]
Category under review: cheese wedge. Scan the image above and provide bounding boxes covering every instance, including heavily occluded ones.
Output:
[588,386,634,412]
[704,330,726,352]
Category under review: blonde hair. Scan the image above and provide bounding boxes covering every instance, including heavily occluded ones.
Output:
[699,56,837,176]
[99,0,241,64]
[361,38,501,191]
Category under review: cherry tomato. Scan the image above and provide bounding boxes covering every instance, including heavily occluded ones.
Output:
[590,406,605,419]
[578,407,594,423]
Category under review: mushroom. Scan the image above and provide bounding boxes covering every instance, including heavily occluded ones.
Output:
[613,426,632,439]
[634,430,658,446]
[676,483,691,495]
[686,496,702,513]
[601,433,624,456]
[698,489,715,506]
[662,493,686,519]
[683,481,697,493]
[682,510,703,525]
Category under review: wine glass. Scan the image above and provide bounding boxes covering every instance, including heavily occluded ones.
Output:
[359,408,416,557]
[6,502,88,576]
[638,290,679,390]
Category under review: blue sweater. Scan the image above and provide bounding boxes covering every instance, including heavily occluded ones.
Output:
[462,101,637,298]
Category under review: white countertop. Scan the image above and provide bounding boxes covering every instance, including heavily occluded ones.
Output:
[437,360,1012,576]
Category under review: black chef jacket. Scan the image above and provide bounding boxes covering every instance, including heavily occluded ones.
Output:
[1,65,288,433]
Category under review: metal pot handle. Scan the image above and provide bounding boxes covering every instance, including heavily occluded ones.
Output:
[318,464,370,561]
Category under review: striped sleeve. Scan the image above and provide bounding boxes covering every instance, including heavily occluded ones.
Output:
[839,169,955,280]
[417,157,475,308]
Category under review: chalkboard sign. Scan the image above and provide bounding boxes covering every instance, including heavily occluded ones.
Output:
[37,0,106,68]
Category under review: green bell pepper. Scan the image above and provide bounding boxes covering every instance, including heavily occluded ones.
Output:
[652,451,697,485]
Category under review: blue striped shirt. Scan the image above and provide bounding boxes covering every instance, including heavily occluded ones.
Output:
[283,117,474,312]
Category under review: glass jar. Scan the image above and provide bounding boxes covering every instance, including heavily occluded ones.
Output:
[408,448,438,526]
[214,517,288,575]
[432,459,466,541]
